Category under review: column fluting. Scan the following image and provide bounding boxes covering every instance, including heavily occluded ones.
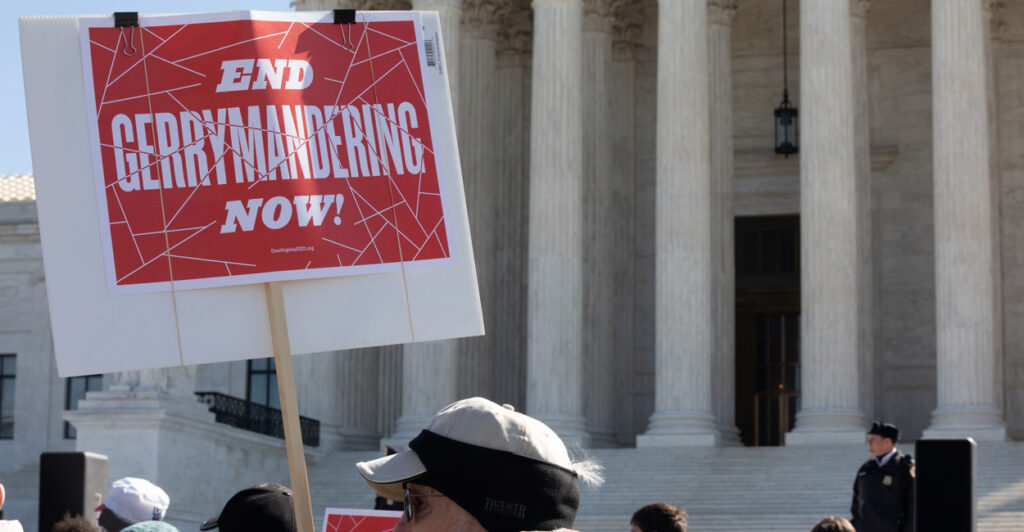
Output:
[526,0,588,445]
[637,0,719,447]
[787,0,866,444]
[924,0,1007,441]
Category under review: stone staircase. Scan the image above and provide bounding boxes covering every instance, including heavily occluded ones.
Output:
[308,442,1024,532]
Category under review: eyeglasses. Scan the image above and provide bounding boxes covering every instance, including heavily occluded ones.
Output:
[403,487,445,522]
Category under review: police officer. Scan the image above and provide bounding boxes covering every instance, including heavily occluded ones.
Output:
[851,422,915,532]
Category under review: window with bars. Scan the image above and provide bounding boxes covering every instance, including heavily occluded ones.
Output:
[0,355,15,439]
[736,216,800,288]
[65,374,103,439]
[247,358,280,409]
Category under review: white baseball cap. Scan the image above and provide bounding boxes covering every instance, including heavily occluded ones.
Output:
[357,397,573,500]
[96,477,170,523]
[356,397,580,532]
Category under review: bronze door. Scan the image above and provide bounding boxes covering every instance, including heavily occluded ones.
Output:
[735,215,800,446]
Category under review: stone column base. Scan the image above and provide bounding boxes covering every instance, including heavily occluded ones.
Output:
[716,424,743,447]
[379,436,416,451]
[921,427,1007,441]
[531,413,590,450]
[330,426,380,451]
[786,429,866,446]
[786,408,866,445]
[636,433,719,447]
[923,405,1008,442]
[381,413,434,450]
[586,425,619,448]
[636,410,720,447]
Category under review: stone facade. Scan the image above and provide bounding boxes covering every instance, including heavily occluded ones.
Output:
[5,0,1024,524]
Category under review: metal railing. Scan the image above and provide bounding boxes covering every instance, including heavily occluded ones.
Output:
[195,391,320,447]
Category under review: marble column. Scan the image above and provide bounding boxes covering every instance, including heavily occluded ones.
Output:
[292,350,378,450]
[708,0,740,445]
[637,0,719,447]
[456,0,501,400]
[924,0,1007,441]
[582,0,617,447]
[527,0,588,445]
[851,0,875,423]
[787,0,866,445]
[390,0,463,443]
[303,1,419,14]
[293,0,336,9]
[334,349,381,448]
[291,352,342,450]
[986,3,1005,436]
[608,1,642,447]
[375,345,403,441]
[493,0,532,408]
[389,343,458,442]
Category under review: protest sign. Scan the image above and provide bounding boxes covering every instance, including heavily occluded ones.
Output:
[80,12,450,293]
[322,509,401,532]
[20,10,482,377]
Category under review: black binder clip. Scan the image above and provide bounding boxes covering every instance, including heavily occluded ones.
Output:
[113,12,139,56]
[334,9,356,50]
[334,9,356,24]
[113,12,138,27]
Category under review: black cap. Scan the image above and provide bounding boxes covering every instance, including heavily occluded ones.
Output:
[199,485,296,532]
[868,421,899,442]
[409,430,580,532]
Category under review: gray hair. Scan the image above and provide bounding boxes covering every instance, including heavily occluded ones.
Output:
[568,449,606,489]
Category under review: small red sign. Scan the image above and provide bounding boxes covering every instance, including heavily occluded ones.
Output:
[83,13,449,292]
[322,509,401,532]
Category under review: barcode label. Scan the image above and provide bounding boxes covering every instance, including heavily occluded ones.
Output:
[424,38,437,67]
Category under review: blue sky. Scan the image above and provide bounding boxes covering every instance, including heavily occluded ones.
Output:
[3,1,295,175]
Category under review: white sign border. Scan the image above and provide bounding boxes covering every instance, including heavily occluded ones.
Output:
[78,10,456,296]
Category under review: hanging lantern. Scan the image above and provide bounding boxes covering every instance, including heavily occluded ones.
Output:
[773,0,798,157]
[774,89,798,157]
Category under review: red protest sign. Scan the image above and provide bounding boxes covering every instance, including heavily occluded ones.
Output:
[82,13,450,293]
[322,509,401,532]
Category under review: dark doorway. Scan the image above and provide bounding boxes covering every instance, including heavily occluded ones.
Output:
[735,215,801,446]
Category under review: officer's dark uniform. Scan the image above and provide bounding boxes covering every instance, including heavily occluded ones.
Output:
[851,424,915,532]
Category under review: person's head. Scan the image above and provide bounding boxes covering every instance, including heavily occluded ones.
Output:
[629,503,687,532]
[98,508,132,532]
[866,422,899,457]
[811,515,855,532]
[95,478,169,531]
[199,483,295,532]
[356,397,604,532]
[52,513,101,532]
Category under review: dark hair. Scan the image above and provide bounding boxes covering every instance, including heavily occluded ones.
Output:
[630,503,687,532]
[52,512,100,532]
[98,507,132,532]
[811,516,855,532]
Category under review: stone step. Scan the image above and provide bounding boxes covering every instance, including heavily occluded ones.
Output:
[577,512,1024,532]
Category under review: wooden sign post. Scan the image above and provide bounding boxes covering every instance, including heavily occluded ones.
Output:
[266,281,316,532]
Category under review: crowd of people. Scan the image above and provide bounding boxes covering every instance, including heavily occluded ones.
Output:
[1,397,912,532]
